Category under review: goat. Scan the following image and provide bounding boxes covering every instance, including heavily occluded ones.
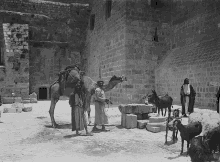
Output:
[167,109,180,143]
[173,119,202,155]
[188,136,212,162]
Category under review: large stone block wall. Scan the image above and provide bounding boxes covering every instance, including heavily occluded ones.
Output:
[122,0,172,103]
[29,45,81,94]
[83,0,127,104]
[0,23,29,98]
[156,0,220,110]
[0,0,90,98]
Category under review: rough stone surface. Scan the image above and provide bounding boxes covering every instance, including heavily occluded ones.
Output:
[146,125,161,133]
[137,120,149,129]
[155,1,220,110]
[0,0,90,99]
[22,107,32,112]
[3,107,22,113]
[84,0,220,112]
[118,104,154,114]
[149,116,166,123]
[125,114,137,129]
[2,97,22,104]
[121,113,126,127]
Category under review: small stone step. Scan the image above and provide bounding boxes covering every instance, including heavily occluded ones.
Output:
[2,97,22,104]
[22,107,32,112]
[137,120,149,129]
[147,122,167,132]
[22,100,31,103]
[148,113,159,118]
[149,116,167,123]
[146,125,161,133]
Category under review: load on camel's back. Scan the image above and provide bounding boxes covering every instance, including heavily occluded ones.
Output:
[48,65,127,128]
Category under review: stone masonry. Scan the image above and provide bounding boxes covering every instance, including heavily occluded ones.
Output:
[85,0,220,111]
[84,0,171,104]
[156,0,220,110]
[1,23,29,98]
[0,0,90,99]
[83,0,127,103]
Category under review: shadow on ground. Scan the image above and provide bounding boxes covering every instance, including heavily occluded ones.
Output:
[167,153,186,160]
[44,123,72,129]
[36,116,47,119]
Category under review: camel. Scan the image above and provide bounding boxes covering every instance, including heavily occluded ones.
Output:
[48,65,127,128]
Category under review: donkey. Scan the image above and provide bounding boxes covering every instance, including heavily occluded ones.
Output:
[148,90,173,144]
[148,90,172,117]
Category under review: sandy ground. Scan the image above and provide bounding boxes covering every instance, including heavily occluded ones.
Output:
[0,101,207,162]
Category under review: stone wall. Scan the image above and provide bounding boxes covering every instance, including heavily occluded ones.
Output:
[83,0,127,103]
[124,0,171,103]
[0,0,90,99]
[155,0,220,110]
[0,23,29,98]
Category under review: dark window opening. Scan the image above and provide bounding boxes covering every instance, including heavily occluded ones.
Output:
[20,54,25,59]
[90,14,95,30]
[153,27,159,42]
[0,42,4,66]
[29,30,33,40]
[151,0,163,9]
[38,87,48,100]
[105,0,112,20]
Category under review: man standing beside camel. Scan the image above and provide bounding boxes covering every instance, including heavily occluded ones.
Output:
[92,80,111,132]
[69,81,93,136]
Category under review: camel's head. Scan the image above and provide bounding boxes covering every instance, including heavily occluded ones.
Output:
[109,75,127,83]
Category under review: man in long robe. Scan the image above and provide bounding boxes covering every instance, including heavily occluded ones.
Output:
[92,80,110,132]
[180,78,196,117]
[69,82,92,136]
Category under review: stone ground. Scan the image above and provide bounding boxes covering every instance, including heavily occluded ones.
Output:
[0,101,214,162]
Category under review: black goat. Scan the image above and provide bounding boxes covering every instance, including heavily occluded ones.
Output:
[188,136,212,162]
[168,109,180,143]
[173,119,202,155]
[205,126,220,154]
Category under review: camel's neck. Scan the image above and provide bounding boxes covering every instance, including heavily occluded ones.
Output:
[102,81,120,92]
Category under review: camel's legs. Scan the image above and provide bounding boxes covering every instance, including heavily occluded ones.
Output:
[49,98,59,128]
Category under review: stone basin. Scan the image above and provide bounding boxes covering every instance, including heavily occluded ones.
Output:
[118,104,155,114]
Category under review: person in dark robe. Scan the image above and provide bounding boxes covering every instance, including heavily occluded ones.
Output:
[180,78,196,117]
[216,87,220,113]
[69,81,93,136]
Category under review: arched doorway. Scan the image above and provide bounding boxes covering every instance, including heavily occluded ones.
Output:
[38,87,48,100]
